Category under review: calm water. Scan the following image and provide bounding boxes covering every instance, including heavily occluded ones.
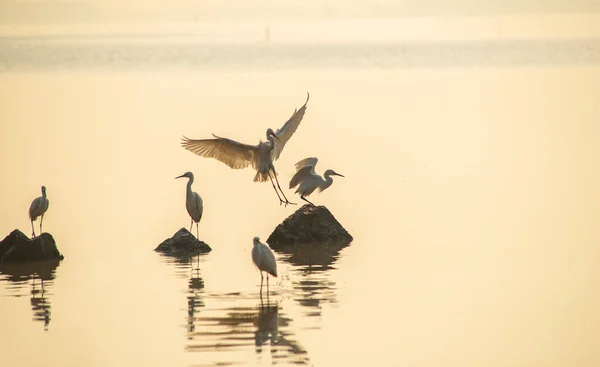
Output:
[1,26,600,367]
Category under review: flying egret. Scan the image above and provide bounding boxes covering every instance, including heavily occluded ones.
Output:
[181,93,310,206]
[289,157,345,206]
[252,237,277,294]
[29,185,49,238]
[176,172,203,238]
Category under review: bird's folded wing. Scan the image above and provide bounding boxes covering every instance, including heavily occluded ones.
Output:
[271,93,310,161]
[181,135,258,170]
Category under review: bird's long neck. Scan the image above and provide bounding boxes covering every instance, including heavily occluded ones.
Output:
[267,135,276,151]
[321,172,334,190]
[186,177,194,197]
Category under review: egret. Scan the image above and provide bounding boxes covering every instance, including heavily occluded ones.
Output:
[181,93,310,206]
[252,237,277,294]
[176,172,203,238]
[289,157,345,206]
[29,185,49,238]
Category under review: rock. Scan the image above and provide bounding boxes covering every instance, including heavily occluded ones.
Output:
[0,229,65,263]
[155,228,211,254]
[267,204,353,249]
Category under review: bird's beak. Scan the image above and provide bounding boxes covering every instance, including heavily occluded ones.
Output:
[270,132,280,140]
[175,174,184,179]
[335,173,345,177]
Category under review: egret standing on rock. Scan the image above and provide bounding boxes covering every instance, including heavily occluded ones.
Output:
[181,93,310,206]
[176,172,203,238]
[289,157,345,206]
[29,185,49,238]
[252,237,277,294]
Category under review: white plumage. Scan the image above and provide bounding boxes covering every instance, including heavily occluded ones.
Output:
[181,93,309,206]
[29,185,49,238]
[176,172,203,238]
[252,237,277,293]
[289,157,344,206]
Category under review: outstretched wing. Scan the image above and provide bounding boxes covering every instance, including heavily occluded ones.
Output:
[289,165,313,189]
[294,157,318,172]
[181,135,259,170]
[271,93,310,161]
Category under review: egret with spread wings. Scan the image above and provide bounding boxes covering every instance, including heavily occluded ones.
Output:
[289,157,344,206]
[181,93,309,206]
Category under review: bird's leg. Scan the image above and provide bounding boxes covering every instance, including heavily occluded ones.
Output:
[40,214,44,234]
[260,272,264,294]
[196,222,199,239]
[189,218,193,233]
[300,195,315,206]
[31,220,36,238]
[271,168,296,206]
[268,172,285,205]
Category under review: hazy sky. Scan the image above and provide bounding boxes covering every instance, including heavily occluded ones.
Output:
[1,0,600,25]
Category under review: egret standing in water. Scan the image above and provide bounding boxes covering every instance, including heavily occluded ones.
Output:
[181,93,310,206]
[29,185,49,238]
[176,172,203,238]
[252,237,277,294]
[289,157,345,205]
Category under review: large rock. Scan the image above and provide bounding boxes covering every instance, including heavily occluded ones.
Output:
[155,228,211,254]
[267,205,353,249]
[0,229,65,263]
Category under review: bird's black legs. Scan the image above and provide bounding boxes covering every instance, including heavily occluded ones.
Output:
[300,195,315,206]
[270,168,296,206]
[40,214,44,235]
[31,220,36,238]
[189,218,193,233]
[260,272,264,294]
[196,222,199,239]
[268,172,285,205]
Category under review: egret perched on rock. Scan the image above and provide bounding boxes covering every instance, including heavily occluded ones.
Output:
[252,237,277,293]
[29,185,49,238]
[181,93,310,206]
[289,157,345,206]
[176,172,203,238]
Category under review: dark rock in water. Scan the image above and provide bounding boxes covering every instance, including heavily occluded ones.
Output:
[0,229,65,263]
[267,205,353,249]
[155,228,211,254]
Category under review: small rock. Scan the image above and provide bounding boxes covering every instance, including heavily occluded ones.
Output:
[267,204,353,249]
[0,229,65,263]
[155,228,211,254]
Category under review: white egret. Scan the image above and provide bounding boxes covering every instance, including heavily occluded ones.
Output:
[181,93,310,206]
[252,237,277,293]
[29,185,49,238]
[176,172,203,238]
[289,157,345,206]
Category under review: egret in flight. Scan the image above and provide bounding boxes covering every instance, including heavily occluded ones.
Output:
[176,172,203,238]
[289,157,345,206]
[252,237,277,294]
[181,93,310,206]
[29,185,49,238]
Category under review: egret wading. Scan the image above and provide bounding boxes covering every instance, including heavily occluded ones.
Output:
[29,185,49,238]
[289,157,345,205]
[176,172,203,238]
[181,93,310,206]
[252,237,277,294]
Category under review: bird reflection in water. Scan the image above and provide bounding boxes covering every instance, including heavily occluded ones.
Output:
[0,259,61,331]
[186,256,205,337]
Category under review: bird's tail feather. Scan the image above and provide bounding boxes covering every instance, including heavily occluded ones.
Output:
[254,170,271,182]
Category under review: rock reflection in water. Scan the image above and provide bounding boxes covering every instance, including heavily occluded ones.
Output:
[0,259,61,331]
[276,242,347,315]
